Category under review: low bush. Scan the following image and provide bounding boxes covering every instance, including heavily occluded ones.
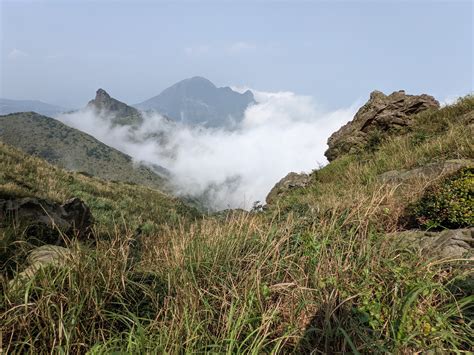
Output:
[410,167,473,229]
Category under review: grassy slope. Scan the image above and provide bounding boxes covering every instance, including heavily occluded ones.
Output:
[0,112,167,190]
[1,97,473,353]
[272,95,474,227]
[0,141,199,231]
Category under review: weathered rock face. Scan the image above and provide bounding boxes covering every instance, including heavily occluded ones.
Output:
[378,159,474,183]
[266,172,310,205]
[325,90,440,161]
[87,88,143,126]
[88,89,137,117]
[0,197,93,244]
[391,228,473,259]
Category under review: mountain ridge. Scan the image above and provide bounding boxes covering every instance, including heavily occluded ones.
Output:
[134,76,256,128]
[0,98,67,117]
[0,111,169,190]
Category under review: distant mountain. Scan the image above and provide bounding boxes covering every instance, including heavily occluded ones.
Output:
[134,76,256,128]
[0,112,169,190]
[0,98,67,117]
[86,89,144,126]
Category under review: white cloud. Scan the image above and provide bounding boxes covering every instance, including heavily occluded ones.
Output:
[227,41,256,54]
[439,94,464,107]
[7,48,28,60]
[58,89,356,210]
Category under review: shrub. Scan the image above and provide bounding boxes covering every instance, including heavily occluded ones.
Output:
[365,129,384,153]
[411,167,473,229]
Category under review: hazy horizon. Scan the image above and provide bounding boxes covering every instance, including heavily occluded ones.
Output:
[1,0,472,109]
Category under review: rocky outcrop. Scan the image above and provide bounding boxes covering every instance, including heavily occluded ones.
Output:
[87,88,143,126]
[0,197,93,244]
[378,159,474,183]
[325,90,440,161]
[266,172,310,205]
[391,228,473,259]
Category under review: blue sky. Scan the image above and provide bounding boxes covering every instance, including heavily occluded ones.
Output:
[1,0,472,109]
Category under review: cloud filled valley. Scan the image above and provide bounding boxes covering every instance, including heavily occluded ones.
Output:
[58,89,357,210]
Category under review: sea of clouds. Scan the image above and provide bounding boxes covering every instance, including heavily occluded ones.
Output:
[58,89,358,210]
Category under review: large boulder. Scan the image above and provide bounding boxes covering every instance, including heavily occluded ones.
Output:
[8,245,73,289]
[391,228,473,259]
[325,90,440,161]
[266,172,310,205]
[0,197,93,244]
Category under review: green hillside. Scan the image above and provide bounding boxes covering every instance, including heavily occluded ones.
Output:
[1,96,473,353]
[0,141,199,230]
[271,96,473,219]
[0,112,168,190]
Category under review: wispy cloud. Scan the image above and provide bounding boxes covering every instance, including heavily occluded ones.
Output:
[7,48,28,60]
[184,45,211,56]
[440,94,465,107]
[44,53,66,60]
[227,41,256,54]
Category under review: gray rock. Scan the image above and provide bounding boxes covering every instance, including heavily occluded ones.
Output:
[378,159,474,183]
[391,228,474,259]
[26,245,72,273]
[266,172,310,205]
[325,90,440,161]
[61,197,94,237]
[0,196,93,243]
[9,245,73,288]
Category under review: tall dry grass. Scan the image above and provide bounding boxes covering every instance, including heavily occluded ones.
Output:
[1,96,473,353]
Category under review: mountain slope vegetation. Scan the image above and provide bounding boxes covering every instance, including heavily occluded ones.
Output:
[0,111,168,190]
[0,141,199,230]
[1,95,473,353]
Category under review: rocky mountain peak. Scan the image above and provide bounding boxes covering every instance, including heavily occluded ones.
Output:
[134,76,256,128]
[88,88,121,111]
[87,88,143,126]
[95,88,111,101]
[185,76,216,87]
